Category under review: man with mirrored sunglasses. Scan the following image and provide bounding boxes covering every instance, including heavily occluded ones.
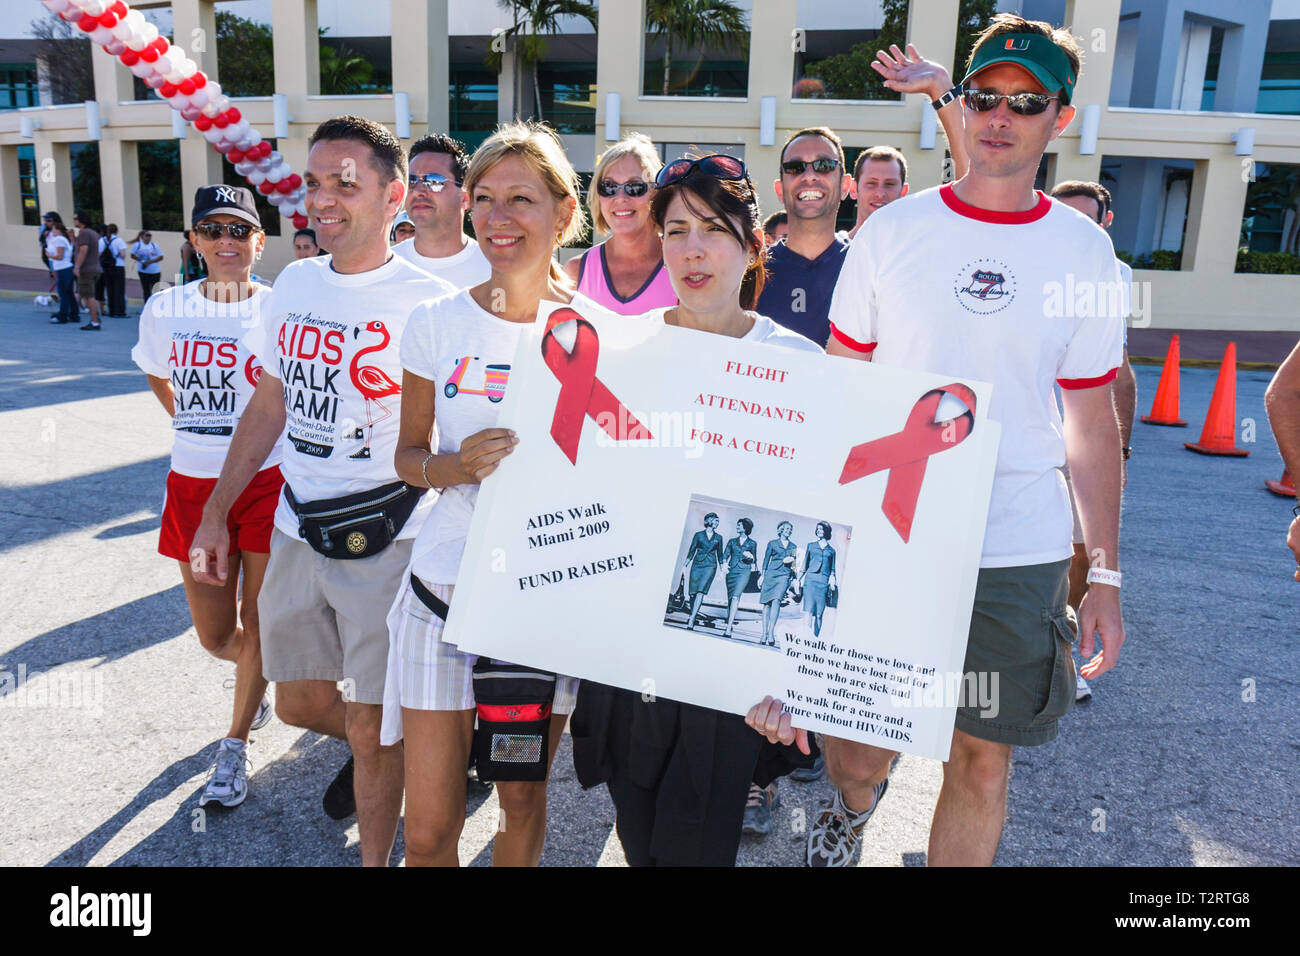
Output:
[392,133,491,290]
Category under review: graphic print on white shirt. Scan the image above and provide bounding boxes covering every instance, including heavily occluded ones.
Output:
[243,253,456,537]
[132,281,281,478]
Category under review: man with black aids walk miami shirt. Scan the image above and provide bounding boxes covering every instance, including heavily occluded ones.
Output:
[749,15,1126,868]
[190,115,455,866]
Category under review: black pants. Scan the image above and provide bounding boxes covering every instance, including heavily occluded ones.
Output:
[598,687,761,867]
[104,265,126,315]
[138,271,160,301]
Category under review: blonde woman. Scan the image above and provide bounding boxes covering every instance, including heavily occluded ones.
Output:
[385,121,590,866]
[563,132,676,314]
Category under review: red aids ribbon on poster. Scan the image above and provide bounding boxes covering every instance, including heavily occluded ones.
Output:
[838,383,977,543]
[541,308,653,464]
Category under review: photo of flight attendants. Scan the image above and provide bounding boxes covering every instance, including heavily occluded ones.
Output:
[759,522,798,648]
[722,518,758,637]
[682,511,725,629]
[664,496,850,651]
[799,521,837,637]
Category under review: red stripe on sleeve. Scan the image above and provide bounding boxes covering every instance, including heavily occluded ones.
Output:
[830,323,876,354]
[1058,367,1119,390]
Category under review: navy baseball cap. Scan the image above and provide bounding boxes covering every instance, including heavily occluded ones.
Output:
[192,184,262,228]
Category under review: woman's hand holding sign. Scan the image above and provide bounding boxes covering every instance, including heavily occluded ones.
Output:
[456,428,519,484]
[746,695,811,756]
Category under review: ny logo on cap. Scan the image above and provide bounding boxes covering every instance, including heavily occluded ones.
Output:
[214,186,239,204]
[1004,37,1030,50]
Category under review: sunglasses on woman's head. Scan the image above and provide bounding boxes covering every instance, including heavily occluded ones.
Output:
[194,222,257,241]
[596,179,650,198]
[963,88,1062,115]
[655,154,747,190]
[780,158,841,176]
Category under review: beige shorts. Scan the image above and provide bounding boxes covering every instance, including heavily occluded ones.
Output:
[259,528,412,704]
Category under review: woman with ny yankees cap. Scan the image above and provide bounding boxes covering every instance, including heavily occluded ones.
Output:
[131,183,283,812]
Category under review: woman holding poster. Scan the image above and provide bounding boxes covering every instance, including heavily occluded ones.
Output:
[571,154,822,866]
[383,121,589,867]
[683,511,724,629]
[722,517,758,637]
[759,522,799,647]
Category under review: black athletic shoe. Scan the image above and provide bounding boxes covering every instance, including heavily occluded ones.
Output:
[322,755,356,819]
[80,323,102,331]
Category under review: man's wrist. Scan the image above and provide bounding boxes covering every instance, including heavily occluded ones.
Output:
[932,84,962,110]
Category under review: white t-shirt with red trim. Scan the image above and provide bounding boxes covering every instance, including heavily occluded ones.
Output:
[828,183,1124,568]
[243,254,457,540]
[132,280,282,478]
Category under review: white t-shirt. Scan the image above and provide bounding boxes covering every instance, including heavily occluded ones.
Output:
[392,236,492,291]
[132,281,283,478]
[1117,259,1132,350]
[46,235,72,270]
[243,254,457,539]
[403,291,616,583]
[132,241,162,274]
[640,309,825,354]
[828,184,1123,568]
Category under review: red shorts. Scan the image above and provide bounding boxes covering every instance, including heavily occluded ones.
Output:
[158,465,284,562]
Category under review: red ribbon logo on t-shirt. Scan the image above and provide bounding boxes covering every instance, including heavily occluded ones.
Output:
[541,307,653,464]
[838,383,976,543]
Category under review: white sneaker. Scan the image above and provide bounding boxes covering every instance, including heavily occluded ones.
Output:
[199,738,250,808]
[806,780,887,867]
[1075,673,1092,702]
[249,695,273,731]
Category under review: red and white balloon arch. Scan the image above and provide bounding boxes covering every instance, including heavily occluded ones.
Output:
[39,0,310,230]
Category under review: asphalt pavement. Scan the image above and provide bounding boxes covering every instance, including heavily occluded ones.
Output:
[1,297,1295,867]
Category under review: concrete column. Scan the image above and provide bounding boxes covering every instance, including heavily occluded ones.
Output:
[0,146,24,225]
[904,0,960,190]
[91,31,134,106]
[498,50,517,125]
[594,0,642,138]
[745,0,797,196]
[272,0,320,98]
[171,0,219,86]
[1184,154,1248,274]
[1128,0,1185,110]
[35,140,74,222]
[392,0,450,137]
[1063,0,1121,110]
[1214,14,1271,114]
[99,140,142,233]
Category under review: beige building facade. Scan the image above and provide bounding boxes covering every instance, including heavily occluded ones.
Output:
[1,0,1298,331]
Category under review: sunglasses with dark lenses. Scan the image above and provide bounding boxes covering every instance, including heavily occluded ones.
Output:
[655,154,748,190]
[780,158,842,176]
[596,179,650,198]
[963,89,1061,115]
[194,222,257,241]
[408,172,459,192]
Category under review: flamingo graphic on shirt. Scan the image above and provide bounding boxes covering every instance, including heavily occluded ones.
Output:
[348,320,401,460]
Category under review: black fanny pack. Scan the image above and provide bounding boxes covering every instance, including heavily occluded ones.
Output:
[408,574,556,781]
[286,480,423,559]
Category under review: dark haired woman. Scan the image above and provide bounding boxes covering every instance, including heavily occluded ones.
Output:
[571,155,822,866]
[799,521,837,637]
[682,511,724,629]
[721,517,757,638]
[759,520,798,648]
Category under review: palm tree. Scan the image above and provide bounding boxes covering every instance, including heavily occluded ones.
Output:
[646,0,748,96]
[493,0,598,121]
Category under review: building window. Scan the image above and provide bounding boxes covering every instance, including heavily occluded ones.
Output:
[791,1,902,101]
[0,64,39,110]
[643,1,750,97]
[450,65,499,151]
[70,142,103,226]
[138,140,183,233]
[537,63,596,134]
[18,144,40,226]
[1101,156,1192,271]
[1238,162,1300,273]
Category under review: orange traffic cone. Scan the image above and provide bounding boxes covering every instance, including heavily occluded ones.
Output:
[1185,342,1249,457]
[1265,468,1296,497]
[1141,334,1187,426]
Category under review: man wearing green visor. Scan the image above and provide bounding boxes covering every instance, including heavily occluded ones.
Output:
[750,14,1127,867]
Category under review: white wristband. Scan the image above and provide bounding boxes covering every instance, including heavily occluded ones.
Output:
[1086,568,1122,588]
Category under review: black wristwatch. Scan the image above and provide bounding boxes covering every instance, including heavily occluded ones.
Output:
[1292,503,1300,518]
[932,85,962,110]
[1122,446,1132,461]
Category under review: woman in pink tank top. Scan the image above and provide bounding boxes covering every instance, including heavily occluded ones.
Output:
[564,133,677,315]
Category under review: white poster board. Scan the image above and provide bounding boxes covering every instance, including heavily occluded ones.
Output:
[443,303,1000,760]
